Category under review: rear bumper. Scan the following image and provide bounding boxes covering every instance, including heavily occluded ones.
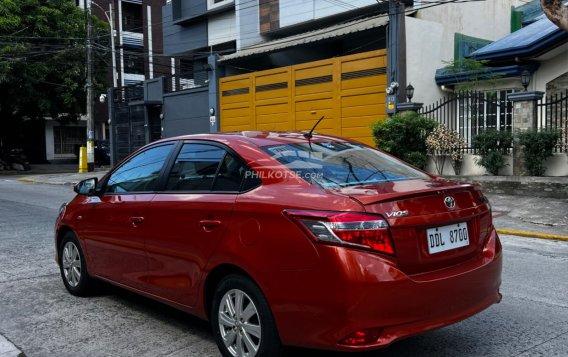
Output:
[269,229,502,351]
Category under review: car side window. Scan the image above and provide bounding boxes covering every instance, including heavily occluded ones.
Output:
[165,143,259,193]
[212,153,247,192]
[165,143,225,191]
[105,143,174,193]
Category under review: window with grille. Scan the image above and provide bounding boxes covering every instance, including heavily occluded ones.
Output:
[54,126,86,155]
[457,90,515,147]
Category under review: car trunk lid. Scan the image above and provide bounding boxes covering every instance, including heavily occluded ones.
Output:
[332,179,492,275]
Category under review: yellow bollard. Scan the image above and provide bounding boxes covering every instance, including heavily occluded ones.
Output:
[78,146,88,173]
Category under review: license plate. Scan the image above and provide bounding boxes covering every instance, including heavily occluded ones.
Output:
[426,222,469,254]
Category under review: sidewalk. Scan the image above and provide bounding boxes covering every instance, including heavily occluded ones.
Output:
[1,162,109,185]
[4,170,568,240]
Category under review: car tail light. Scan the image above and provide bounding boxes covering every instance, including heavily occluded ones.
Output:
[284,210,395,255]
[339,328,383,346]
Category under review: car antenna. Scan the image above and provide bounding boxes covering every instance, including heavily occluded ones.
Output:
[303,116,325,139]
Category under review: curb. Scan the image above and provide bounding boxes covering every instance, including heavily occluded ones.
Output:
[496,229,568,241]
[16,178,75,186]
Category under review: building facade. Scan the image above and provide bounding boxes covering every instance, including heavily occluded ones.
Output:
[108,0,566,175]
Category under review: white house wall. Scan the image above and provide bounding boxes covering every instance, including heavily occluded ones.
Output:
[533,49,568,93]
[405,16,445,105]
[414,0,526,63]
[279,0,376,28]
[208,11,237,46]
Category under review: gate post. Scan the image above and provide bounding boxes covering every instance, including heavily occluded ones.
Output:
[507,91,544,175]
[107,87,115,166]
[208,55,224,132]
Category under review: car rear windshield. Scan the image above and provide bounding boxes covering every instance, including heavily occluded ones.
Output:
[261,141,429,187]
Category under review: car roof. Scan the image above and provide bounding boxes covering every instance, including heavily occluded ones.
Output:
[155,131,350,148]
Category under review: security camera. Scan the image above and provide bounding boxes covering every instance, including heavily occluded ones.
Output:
[99,94,107,103]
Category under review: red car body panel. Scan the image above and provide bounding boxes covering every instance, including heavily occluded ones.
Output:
[55,132,502,351]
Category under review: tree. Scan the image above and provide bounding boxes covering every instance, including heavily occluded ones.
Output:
[0,0,108,147]
[541,0,568,32]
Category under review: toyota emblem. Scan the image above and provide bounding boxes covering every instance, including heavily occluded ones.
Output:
[444,196,456,209]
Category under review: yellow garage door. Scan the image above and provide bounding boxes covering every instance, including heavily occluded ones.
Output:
[220,50,386,146]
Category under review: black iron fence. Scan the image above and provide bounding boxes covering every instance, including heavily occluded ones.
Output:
[537,89,568,153]
[112,83,144,103]
[420,90,514,153]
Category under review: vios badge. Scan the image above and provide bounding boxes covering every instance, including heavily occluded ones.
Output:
[386,210,409,218]
[444,196,456,209]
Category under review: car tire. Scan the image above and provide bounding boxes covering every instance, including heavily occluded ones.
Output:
[59,231,93,296]
[211,274,282,357]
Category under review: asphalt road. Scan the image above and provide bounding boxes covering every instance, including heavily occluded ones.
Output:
[0,178,567,357]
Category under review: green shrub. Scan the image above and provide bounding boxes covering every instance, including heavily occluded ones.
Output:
[371,112,438,169]
[518,129,561,176]
[472,130,513,175]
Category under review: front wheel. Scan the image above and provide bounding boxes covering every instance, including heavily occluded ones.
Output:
[211,275,282,357]
[59,232,93,296]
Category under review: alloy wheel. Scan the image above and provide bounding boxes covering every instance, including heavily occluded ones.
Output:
[62,241,81,287]
[218,288,262,357]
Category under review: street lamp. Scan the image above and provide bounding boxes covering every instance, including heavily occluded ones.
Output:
[406,83,414,102]
[521,70,531,91]
[91,1,117,88]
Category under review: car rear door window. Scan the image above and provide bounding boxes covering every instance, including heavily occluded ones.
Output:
[165,143,259,193]
[106,143,174,193]
[165,143,225,191]
[211,153,248,192]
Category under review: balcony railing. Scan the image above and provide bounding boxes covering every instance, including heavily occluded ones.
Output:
[122,31,144,47]
[123,73,145,86]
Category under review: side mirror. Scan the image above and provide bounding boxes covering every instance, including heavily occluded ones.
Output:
[74,178,99,196]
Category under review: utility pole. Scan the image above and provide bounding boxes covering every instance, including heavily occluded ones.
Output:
[385,0,407,116]
[85,0,95,172]
[386,0,399,116]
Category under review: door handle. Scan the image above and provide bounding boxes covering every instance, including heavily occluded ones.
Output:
[129,216,145,227]
[199,219,222,232]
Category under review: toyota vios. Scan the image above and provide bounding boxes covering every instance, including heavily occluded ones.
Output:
[55,131,502,357]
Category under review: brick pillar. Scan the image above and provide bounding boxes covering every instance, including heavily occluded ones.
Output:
[507,91,544,176]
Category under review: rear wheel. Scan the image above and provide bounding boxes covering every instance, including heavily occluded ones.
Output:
[59,232,93,296]
[211,274,282,357]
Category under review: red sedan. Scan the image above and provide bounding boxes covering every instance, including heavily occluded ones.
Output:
[55,132,502,356]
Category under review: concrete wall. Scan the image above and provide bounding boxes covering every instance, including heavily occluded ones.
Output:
[426,153,568,177]
[426,154,514,177]
[279,0,376,28]
[162,88,210,137]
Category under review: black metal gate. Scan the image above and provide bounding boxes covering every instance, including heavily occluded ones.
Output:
[537,89,568,153]
[420,90,514,152]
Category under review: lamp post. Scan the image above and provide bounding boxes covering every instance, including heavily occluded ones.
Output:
[84,0,95,172]
[91,1,117,88]
[397,83,423,113]
[406,83,414,102]
[521,69,531,91]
